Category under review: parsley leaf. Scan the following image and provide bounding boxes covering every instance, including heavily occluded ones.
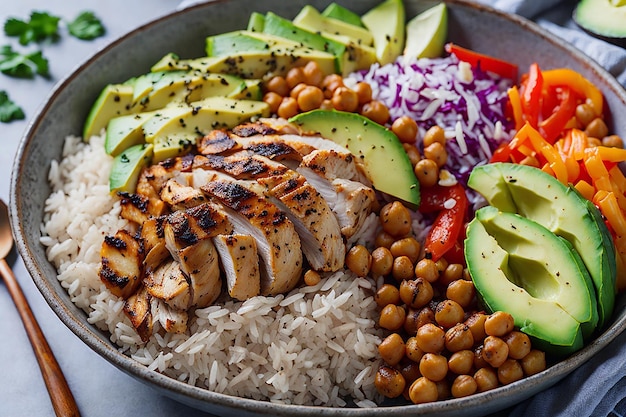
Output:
[3,11,60,45]
[0,45,49,78]
[0,90,25,123]
[67,11,105,40]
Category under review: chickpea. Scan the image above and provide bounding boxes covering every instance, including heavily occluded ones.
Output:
[393,255,415,281]
[422,125,446,147]
[320,99,334,110]
[297,86,324,112]
[451,374,478,398]
[484,311,515,337]
[498,359,524,385]
[474,367,499,392]
[375,365,406,398]
[575,103,595,127]
[482,336,509,368]
[405,336,425,363]
[434,258,448,273]
[390,237,421,264]
[416,322,445,353]
[419,353,448,382]
[371,247,394,277]
[399,278,433,308]
[345,245,372,277]
[404,306,435,335]
[380,201,412,237]
[379,304,406,331]
[445,323,475,352]
[436,379,452,401]
[503,331,531,360]
[408,377,438,404]
[588,136,602,147]
[375,283,400,307]
[399,359,422,385]
[379,333,406,366]
[392,116,419,143]
[332,87,359,112]
[321,73,343,90]
[473,345,490,369]
[446,279,475,308]
[603,134,624,148]
[435,300,465,329]
[375,231,396,248]
[263,92,282,114]
[521,349,546,376]
[423,142,448,168]
[440,263,465,287]
[414,158,440,188]
[277,97,299,119]
[465,312,488,344]
[289,82,308,99]
[265,76,289,96]
[285,66,306,89]
[361,100,390,125]
[354,81,373,104]
[448,349,474,375]
[302,60,323,87]
[585,117,609,139]
[303,269,321,286]
[323,80,344,99]
[414,258,439,282]
[403,143,421,166]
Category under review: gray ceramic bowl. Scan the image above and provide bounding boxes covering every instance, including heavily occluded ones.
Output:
[10,1,626,416]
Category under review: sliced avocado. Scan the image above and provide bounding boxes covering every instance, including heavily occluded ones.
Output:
[206,31,270,57]
[247,12,265,32]
[105,111,157,156]
[321,3,366,28]
[361,0,405,65]
[466,206,590,356]
[109,143,153,193]
[293,5,374,46]
[131,71,185,104]
[290,109,420,208]
[153,133,196,163]
[229,79,262,101]
[468,163,616,328]
[574,0,626,45]
[83,84,134,140]
[404,2,448,59]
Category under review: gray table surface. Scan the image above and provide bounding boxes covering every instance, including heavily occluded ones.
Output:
[0,1,624,417]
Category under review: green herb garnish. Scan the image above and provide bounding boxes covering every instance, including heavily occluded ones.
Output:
[3,11,60,45]
[0,45,49,78]
[0,90,25,123]
[68,11,106,40]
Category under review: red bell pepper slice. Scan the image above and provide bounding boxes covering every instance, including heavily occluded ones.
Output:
[520,63,543,128]
[539,87,577,144]
[445,43,518,82]
[421,183,469,262]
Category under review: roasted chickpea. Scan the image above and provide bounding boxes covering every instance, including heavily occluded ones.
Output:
[321,73,343,90]
[379,333,406,366]
[446,279,475,308]
[393,256,415,281]
[392,116,419,143]
[379,304,406,331]
[445,323,474,352]
[484,311,515,337]
[380,201,412,237]
[422,125,446,147]
[521,349,546,376]
[436,379,452,401]
[361,100,390,125]
[419,353,448,382]
[584,117,609,139]
[302,60,323,87]
[448,349,474,375]
[603,134,624,148]
[371,247,394,277]
[414,258,439,282]
[323,80,344,99]
[375,283,400,307]
[263,91,282,114]
[354,81,373,104]
[423,142,448,168]
[390,237,421,264]
[399,278,433,308]
[588,136,602,147]
[345,245,372,277]
[503,331,531,360]
[451,375,477,398]
[482,336,509,368]
[498,359,523,385]
[277,97,299,119]
[265,76,289,96]
[465,312,488,343]
[403,143,421,166]
[375,365,406,398]
[440,263,465,287]
[414,158,440,188]
[375,231,396,248]
[332,86,359,112]
[405,336,425,362]
[320,99,334,110]
[434,258,448,273]
[404,306,435,335]
[285,66,306,89]
[399,359,422,385]
[435,300,465,329]
[416,322,445,353]
[297,86,324,112]
[408,377,438,404]
[473,345,490,369]
[303,269,321,286]
[575,103,595,127]
[289,82,308,99]
[474,367,499,392]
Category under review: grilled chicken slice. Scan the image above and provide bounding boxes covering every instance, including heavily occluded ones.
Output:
[160,178,207,210]
[301,149,370,185]
[195,170,302,295]
[213,234,260,301]
[176,238,222,308]
[163,202,233,250]
[123,285,153,342]
[143,259,190,310]
[136,153,195,201]
[118,191,167,226]
[151,297,188,334]
[99,229,144,299]
[141,216,170,273]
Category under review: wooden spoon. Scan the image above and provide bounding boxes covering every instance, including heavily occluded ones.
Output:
[0,200,80,417]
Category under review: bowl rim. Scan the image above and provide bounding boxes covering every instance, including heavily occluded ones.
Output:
[9,0,626,415]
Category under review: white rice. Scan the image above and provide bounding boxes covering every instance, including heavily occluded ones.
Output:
[40,134,385,407]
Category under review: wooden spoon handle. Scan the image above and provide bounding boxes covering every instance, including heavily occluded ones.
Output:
[0,259,81,417]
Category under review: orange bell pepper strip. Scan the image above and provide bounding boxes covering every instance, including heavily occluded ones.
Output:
[594,190,626,237]
[521,123,568,184]
[574,179,595,201]
[507,86,524,131]
[541,68,603,117]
